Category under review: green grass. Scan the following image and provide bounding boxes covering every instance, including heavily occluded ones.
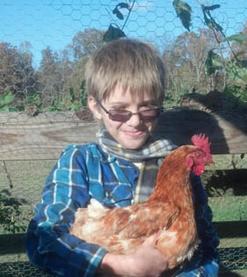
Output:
[0,160,55,206]
[209,196,247,221]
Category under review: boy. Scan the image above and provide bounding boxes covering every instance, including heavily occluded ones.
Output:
[26,39,219,276]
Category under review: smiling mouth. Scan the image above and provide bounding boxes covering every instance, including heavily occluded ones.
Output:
[123,130,146,138]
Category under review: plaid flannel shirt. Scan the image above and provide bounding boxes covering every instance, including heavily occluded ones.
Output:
[26,143,219,277]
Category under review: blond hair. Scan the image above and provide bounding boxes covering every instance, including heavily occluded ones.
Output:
[85,38,166,102]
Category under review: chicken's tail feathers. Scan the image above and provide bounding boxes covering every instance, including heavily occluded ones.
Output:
[87,199,110,219]
[89,198,105,209]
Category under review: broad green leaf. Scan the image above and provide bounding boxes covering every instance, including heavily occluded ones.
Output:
[204,15,223,33]
[201,5,223,33]
[226,33,247,44]
[112,2,130,20]
[173,0,192,31]
[0,91,15,110]
[113,7,124,20]
[117,2,130,10]
[203,4,220,11]
[210,18,223,33]
[205,50,223,75]
[103,24,126,42]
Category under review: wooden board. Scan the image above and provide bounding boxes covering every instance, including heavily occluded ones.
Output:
[0,109,246,161]
[0,112,98,160]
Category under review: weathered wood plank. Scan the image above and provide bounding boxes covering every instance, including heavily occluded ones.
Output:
[154,109,247,155]
[0,112,98,160]
[0,109,246,161]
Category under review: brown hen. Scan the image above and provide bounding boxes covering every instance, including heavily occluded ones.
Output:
[70,134,213,269]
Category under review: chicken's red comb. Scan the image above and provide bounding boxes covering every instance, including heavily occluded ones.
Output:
[191,134,212,162]
[191,134,209,148]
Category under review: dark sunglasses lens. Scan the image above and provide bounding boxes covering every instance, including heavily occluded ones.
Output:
[140,109,160,121]
[108,109,161,122]
[109,111,131,122]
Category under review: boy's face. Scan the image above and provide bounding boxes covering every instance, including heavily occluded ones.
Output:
[88,84,160,150]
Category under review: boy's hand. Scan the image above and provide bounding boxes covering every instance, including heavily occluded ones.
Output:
[100,233,168,277]
[127,234,168,277]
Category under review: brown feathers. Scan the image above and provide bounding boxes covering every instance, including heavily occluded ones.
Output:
[70,134,212,269]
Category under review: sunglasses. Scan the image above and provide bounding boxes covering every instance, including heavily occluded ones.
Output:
[96,100,162,122]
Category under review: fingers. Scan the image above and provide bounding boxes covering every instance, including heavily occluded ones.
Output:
[143,231,161,246]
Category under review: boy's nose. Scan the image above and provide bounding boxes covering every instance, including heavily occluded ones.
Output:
[126,113,142,126]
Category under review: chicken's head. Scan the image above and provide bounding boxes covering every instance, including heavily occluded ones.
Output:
[186,134,213,176]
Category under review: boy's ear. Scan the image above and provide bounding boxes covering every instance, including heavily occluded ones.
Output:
[87,96,102,120]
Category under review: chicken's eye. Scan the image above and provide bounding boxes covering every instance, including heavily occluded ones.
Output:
[186,156,194,169]
[194,150,204,158]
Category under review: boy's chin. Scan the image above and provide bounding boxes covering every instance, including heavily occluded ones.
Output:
[120,138,148,150]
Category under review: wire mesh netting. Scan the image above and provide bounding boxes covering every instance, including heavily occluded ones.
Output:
[0,0,247,276]
[0,262,55,277]
[0,0,246,112]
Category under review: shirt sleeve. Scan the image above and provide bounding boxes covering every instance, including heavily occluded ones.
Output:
[26,145,108,277]
[175,260,219,277]
[175,175,220,277]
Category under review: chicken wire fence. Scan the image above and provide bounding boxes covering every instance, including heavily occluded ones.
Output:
[0,0,247,275]
[0,0,246,113]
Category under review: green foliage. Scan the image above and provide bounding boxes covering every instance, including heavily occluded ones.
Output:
[226,33,247,44]
[103,1,136,42]
[0,190,27,233]
[224,83,247,111]
[173,0,192,31]
[112,2,130,20]
[164,86,191,109]
[103,24,126,42]
[206,57,247,108]
[25,92,42,110]
[48,81,87,112]
[164,94,181,109]
[0,91,15,111]
[173,1,247,109]
[201,4,223,33]
[226,61,247,88]
[205,50,224,75]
